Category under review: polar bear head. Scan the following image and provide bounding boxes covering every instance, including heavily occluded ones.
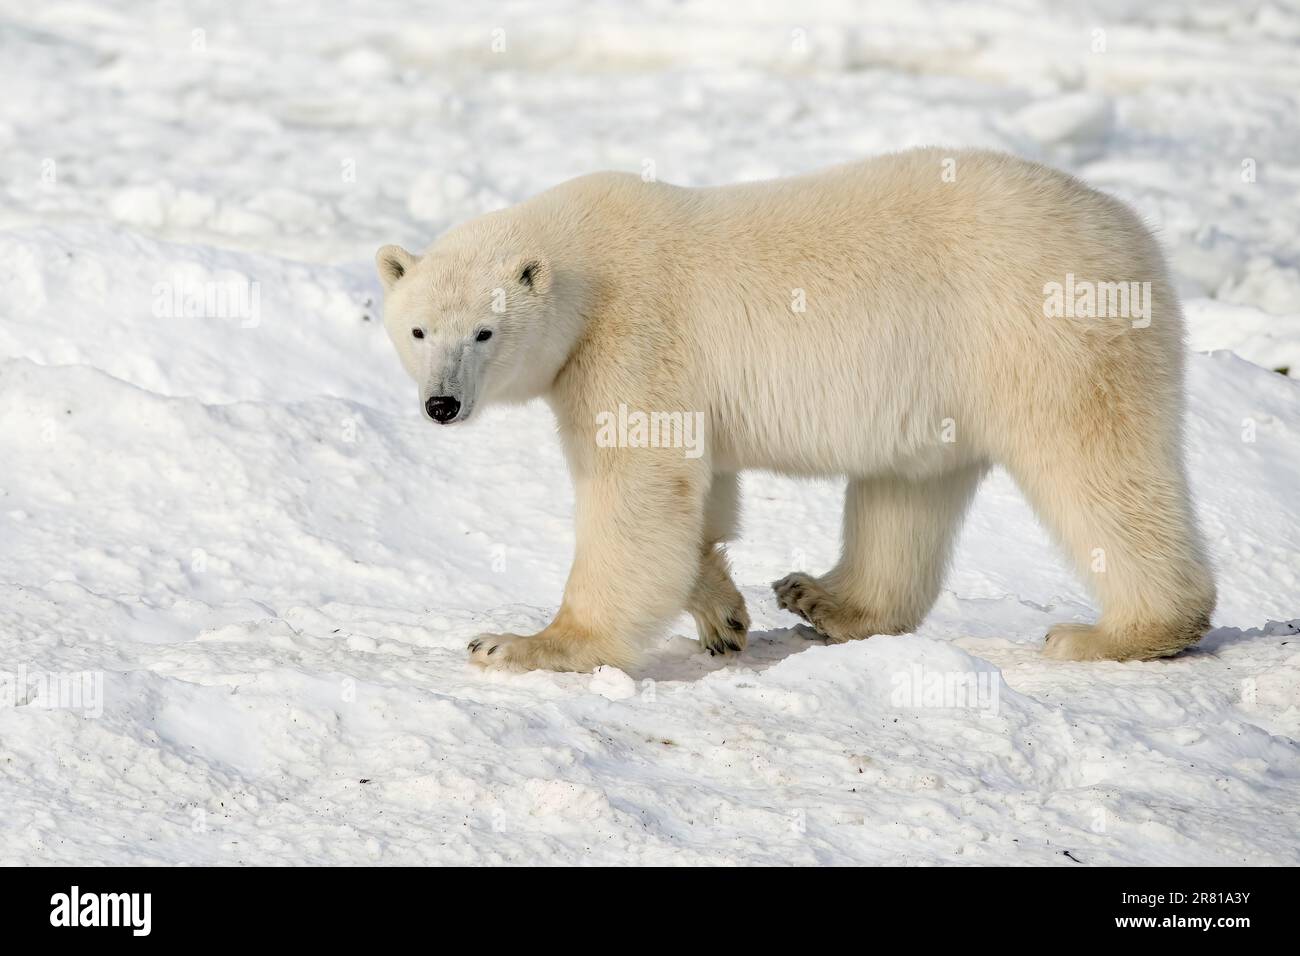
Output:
[376,216,579,424]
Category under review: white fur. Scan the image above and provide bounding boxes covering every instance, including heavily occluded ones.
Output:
[378,148,1216,672]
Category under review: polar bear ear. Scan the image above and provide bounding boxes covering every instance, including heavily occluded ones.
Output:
[375,245,416,290]
[509,255,550,294]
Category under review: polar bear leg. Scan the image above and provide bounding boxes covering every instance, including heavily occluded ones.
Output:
[774,463,987,641]
[685,473,749,655]
[469,456,706,672]
[1010,438,1215,661]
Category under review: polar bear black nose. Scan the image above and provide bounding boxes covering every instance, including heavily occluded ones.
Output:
[425,395,461,424]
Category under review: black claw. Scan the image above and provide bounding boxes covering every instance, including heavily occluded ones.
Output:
[709,649,717,657]
[726,617,746,632]
[487,645,498,656]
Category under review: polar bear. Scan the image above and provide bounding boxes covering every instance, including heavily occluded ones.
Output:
[376,148,1216,672]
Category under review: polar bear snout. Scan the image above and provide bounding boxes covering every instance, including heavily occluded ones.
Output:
[424,395,462,424]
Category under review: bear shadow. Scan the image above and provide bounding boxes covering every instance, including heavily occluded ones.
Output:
[629,624,826,682]
[1183,619,1300,656]
[628,617,1300,682]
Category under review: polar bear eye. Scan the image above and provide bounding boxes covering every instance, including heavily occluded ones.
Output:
[476,329,493,342]
[411,328,424,339]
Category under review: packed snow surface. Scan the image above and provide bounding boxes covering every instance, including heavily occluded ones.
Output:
[1,0,1298,864]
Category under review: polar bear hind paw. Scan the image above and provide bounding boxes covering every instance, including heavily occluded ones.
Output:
[772,572,903,644]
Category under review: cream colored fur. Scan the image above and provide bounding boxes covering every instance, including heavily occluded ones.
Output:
[377,148,1216,672]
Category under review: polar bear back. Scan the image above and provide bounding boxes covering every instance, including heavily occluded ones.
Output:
[521,149,1181,478]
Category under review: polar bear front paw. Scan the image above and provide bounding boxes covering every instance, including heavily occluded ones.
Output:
[467,633,532,669]
[467,628,632,673]
[690,600,749,657]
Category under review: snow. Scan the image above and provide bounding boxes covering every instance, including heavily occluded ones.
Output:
[1,0,1298,865]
